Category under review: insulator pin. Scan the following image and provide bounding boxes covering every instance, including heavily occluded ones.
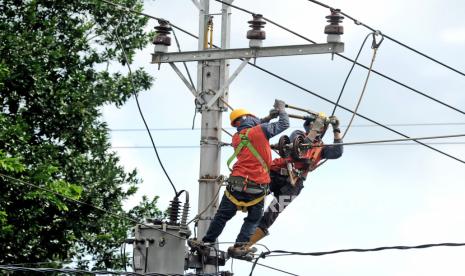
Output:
[153,20,172,53]
[324,9,344,43]
[247,14,266,48]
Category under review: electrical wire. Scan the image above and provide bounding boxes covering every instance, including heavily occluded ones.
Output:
[0,265,144,275]
[331,32,372,116]
[305,0,465,78]
[111,142,465,149]
[213,0,465,117]
[247,62,465,164]
[100,0,465,164]
[239,259,299,276]
[0,173,186,241]
[187,183,222,225]
[263,242,465,257]
[342,36,381,139]
[101,0,197,40]
[113,15,178,196]
[320,133,465,147]
[110,122,465,132]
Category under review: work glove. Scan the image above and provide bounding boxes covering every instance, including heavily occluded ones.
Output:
[260,109,279,123]
[329,115,341,134]
[273,99,286,112]
[303,116,312,133]
[329,115,340,129]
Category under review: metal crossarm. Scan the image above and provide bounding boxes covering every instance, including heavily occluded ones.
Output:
[152,43,344,63]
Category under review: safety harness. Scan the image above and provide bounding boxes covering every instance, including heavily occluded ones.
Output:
[226,128,268,212]
[226,128,269,173]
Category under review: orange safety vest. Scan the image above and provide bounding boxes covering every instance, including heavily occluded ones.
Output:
[230,125,272,184]
[270,141,324,174]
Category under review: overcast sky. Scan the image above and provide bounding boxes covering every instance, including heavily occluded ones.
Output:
[103,0,465,275]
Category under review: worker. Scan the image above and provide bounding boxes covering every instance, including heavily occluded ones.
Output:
[201,99,289,257]
[243,115,343,251]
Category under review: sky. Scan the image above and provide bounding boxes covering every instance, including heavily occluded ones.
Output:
[102,0,465,275]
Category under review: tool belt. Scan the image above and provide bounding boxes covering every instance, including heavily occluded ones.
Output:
[225,176,267,212]
[227,176,267,195]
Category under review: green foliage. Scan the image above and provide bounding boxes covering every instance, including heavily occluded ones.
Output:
[0,0,163,269]
[129,195,167,222]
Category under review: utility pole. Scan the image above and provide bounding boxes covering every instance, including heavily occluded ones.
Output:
[196,1,231,273]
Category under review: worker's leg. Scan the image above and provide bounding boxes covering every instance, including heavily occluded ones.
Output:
[202,193,237,243]
[258,177,304,234]
[235,192,265,244]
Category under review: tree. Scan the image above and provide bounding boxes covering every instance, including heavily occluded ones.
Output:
[0,0,161,269]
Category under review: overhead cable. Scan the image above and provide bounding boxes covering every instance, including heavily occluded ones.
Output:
[113,15,178,195]
[0,265,144,275]
[331,32,372,116]
[305,0,465,78]
[109,122,465,132]
[101,0,465,163]
[247,62,465,164]
[101,0,197,39]
[321,133,465,147]
[262,242,465,258]
[341,33,382,138]
[112,142,465,149]
[0,173,186,241]
[213,0,465,116]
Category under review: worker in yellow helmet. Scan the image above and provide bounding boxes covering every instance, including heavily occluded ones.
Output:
[201,99,289,257]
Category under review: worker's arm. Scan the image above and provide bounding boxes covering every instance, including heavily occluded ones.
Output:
[322,116,343,159]
[260,100,290,139]
[259,109,279,123]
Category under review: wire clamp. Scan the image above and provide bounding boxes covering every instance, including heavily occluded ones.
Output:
[371,31,384,49]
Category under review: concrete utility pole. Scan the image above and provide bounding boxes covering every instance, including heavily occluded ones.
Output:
[196,0,231,273]
[151,1,344,273]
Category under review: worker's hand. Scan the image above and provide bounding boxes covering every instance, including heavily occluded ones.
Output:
[260,109,279,123]
[269,109,279,119]
[303,117,312,133]
[273,99,286,112]
[329,115,340,129]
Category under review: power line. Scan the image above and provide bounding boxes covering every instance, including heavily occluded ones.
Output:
[0,173,187,241]
[102,0,465,164]
[211,0,465,163]
[247,62,465,164]
[0,265,144,275]
[262,242,465,257]
[341,34,381,139]
[112,141,465,149]
[305,0,465,78]
[101,0,197,40]
[109,122,465,132]
[113,14,178,196]
[213,0,465,117]
[99,0,465,163]
[321,133,465,147]
[247,260,299,276]
[331,32,373,116]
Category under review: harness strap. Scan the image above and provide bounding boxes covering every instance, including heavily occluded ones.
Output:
[224,190,265,212]
[227,128,269,172]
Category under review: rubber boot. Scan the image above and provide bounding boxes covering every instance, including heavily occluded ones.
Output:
[245,227,266,250]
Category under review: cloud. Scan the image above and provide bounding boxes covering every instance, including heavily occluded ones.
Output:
[440,27,465,44]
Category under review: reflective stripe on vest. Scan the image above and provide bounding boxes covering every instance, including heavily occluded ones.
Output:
[226,128,269,173]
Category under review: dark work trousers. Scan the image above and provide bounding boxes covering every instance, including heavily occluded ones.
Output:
[258,171,304,234]
[202,188,265,244]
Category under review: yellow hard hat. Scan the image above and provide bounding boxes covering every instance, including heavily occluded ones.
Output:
[230,108,253,126]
